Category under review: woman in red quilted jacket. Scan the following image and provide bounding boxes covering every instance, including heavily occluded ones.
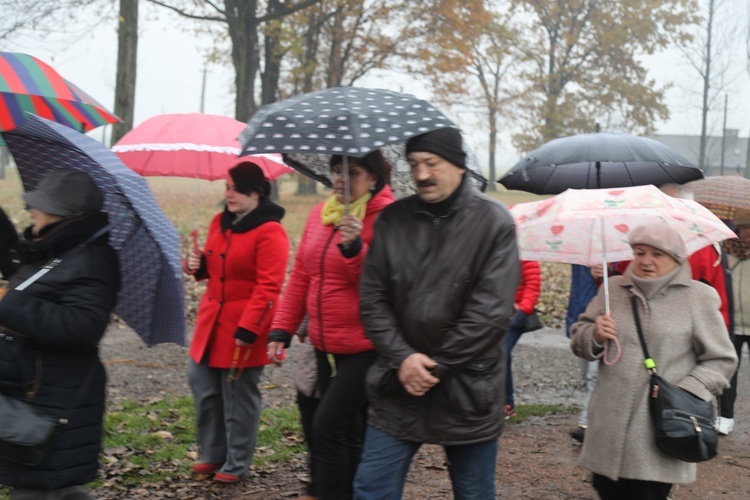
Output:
[503,260,542,419]
[268,151,394,500]
[184,161,290,483]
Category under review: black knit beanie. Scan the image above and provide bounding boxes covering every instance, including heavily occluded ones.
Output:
[229,161,270,197]
[405,127,467,169]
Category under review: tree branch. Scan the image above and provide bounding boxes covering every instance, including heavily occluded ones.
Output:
[146,0,227,22]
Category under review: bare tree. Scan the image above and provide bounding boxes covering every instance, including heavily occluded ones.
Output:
[147,0,322,121]
[674,0,743,170]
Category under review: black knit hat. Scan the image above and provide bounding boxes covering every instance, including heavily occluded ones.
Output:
[405,127,467,169]
[229,161,270,197]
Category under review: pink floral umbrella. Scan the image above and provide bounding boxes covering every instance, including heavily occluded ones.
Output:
[512,184,736,364]
[511,185,736,313]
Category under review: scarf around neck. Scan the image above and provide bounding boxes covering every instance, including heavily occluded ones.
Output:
[627,262,681,299]
[321,192,371,226]
[724,238,750,261]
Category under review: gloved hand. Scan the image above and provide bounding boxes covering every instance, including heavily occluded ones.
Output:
[509,310,528,332]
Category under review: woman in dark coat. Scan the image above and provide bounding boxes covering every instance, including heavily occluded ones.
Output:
[0,170,120,499]
[0,207,18,279]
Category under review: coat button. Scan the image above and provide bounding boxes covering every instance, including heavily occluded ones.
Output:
[220,254,225,259]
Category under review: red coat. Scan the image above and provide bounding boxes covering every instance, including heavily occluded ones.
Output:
[515,260,541,315]
[271,186,395,354]
[189,201,289,368]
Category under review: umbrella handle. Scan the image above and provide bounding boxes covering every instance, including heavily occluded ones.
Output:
[190,229,200,255]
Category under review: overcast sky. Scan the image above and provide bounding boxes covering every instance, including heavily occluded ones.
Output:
[3,3,750,172]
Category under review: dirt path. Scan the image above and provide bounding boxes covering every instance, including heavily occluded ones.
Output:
[97,326,750,499]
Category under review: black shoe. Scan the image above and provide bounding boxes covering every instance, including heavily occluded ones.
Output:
[569,426,586,443]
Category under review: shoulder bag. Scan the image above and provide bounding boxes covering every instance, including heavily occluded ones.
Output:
[630,296,717,463]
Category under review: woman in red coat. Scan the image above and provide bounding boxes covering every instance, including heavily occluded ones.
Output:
[267,151,394,500]
[184,161,289,483]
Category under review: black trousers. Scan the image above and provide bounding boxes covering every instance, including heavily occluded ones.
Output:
[313,349,376,500]
[297,390,320,496]
[593,474,672,500]
[718,334,750,418]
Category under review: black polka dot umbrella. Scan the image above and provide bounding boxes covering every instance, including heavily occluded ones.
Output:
[238,86,456,158]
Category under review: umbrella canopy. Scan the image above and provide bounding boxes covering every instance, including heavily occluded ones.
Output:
[2,114,185,346]
[238,86,456,158]
[510,185,735,267]
[0,52,120,142]
[112,113,294,181]
[684,175,750,220]
[499,133,704,194]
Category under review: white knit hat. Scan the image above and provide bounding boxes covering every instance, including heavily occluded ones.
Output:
[628,220,686,263]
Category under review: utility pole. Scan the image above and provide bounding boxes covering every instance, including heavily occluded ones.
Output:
[200,66,208,113]
[720,94,727,176]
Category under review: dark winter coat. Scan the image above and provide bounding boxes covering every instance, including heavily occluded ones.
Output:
[359,178,520,445]
[0,208,18,280]
[270,186,394,354]
[0,212,120,489]
[188,198,289,368]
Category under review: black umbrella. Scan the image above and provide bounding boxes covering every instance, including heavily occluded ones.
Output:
[498,133,704,194]
[239,86,466,206]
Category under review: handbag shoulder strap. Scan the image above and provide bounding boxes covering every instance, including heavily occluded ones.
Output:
[630,296,657,373]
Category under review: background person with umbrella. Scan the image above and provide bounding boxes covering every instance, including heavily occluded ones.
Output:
[570,220,736,499]
[267,150,394,500]
[0,170,120,499]
[184,161,290,484]
[500,130,705,445]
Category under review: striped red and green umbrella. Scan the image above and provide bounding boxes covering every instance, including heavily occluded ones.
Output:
[0,51,121,142]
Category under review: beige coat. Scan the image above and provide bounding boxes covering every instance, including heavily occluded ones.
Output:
[728,254,750,336]
[570,261,737,484]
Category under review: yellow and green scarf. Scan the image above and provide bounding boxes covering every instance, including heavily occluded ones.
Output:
[320,192,371,227]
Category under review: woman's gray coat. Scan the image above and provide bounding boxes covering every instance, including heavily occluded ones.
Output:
[570,261,737,484]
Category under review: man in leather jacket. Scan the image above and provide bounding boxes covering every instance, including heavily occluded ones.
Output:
[354,127,520,499]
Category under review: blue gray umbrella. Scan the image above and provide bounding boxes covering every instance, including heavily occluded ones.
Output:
[2,114,185,346]
[499,132,704,194]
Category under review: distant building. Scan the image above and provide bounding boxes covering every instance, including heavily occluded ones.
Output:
[648,130,749,176]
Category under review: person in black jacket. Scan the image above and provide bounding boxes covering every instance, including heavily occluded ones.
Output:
[354,128,520,499]
[0,207,18,280]
[0,170,120,499]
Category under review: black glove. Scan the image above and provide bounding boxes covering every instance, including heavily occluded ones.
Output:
[268,329,294,347]
[509,310,528,332]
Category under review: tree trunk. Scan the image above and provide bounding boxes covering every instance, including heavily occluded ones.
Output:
[111,0,139,145]
[228,0,260,122]
[486,104,498,192]
[261,0,283,106]
[698,0,715,170]
[296,7,322,195]
[326,7,345,87]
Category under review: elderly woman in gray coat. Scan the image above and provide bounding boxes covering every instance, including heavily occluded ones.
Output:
[571,219,737,500]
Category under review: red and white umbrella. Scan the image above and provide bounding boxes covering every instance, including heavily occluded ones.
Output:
[112,113,294,181]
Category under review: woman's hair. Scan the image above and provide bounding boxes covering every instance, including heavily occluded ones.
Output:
[228,161,271,197]
[329,150,393,191]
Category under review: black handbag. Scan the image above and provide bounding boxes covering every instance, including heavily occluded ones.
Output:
[522,310,544,333]
[0,393,67,466]
[631,297,718,463]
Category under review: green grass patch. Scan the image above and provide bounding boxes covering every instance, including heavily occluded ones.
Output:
[506,403,579,423]
[95,396,305,487]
